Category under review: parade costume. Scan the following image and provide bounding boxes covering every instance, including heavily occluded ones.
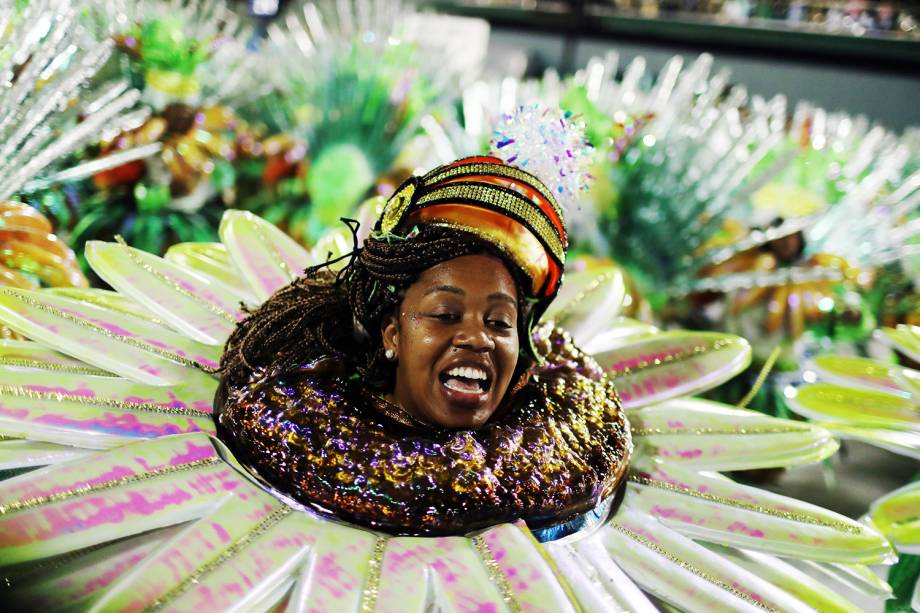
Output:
[0,142,900,611]
[0,2,913,608]
[216,155,631,537]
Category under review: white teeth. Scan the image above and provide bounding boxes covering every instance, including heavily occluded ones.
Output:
[445,366,487,380]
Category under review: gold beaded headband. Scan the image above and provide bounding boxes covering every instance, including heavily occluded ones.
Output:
[377,156,568,304]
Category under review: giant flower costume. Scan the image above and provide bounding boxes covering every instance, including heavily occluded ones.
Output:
[0,113,901,613]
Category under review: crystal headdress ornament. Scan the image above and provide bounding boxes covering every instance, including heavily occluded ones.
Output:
[378,105,592,323]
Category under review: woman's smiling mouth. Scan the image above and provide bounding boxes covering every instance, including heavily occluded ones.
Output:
[438,364,492,406]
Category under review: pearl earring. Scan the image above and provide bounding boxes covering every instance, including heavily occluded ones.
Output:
[385,349,396,360]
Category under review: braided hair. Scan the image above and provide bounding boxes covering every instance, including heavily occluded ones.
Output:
[218,224,532,401]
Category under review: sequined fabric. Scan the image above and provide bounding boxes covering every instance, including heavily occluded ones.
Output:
[217,325,632,535]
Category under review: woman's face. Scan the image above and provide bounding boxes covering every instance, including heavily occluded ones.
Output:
[382,254,520,429]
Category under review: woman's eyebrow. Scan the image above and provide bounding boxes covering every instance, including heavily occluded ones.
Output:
[488,292,517,305]
[424,285,465,296]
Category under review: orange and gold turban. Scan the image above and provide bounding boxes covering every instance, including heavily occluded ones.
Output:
[377,156,568,315]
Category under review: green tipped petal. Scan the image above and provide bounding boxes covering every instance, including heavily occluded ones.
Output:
[0,339,115,375]
[628,460,895,564]
[791,559,894,599]
[819,423,920,460]
[4,525,183,610]
[0,439,91,470]
[603,506,818,612]
[547,539,658,612]
[0,433,240,566]
[808,355,920,399]
[631,398,838,470]
[581,317,658,355]
[705,544,865,613]
[45,288,162,324]
[787,384,920,431]
[0,367,216,448]
[86,241,244,347]
[164,242,258,305]
[869,482,920,554]
[875,326,920,364]
[0,287,220,385]
[310,224,357,271]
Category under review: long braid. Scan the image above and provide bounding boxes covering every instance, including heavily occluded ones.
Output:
[218,225,530,399]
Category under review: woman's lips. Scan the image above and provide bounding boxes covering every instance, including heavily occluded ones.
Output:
[438,373,490,408]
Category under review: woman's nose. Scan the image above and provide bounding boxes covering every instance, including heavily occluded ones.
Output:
[453,320,495,351]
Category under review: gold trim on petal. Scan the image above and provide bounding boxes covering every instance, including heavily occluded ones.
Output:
[145,506,293,613]
[632,426,811,436]
[607,339,735,379]
[0,357,113,376]
[629,474,861,534]
[0,384,211,417]
[359,536,388,613]
[472,534,524,613]
[115,237,238,324]
[611,522,778,612]
[0,457,220,515]
[3,290,218,373]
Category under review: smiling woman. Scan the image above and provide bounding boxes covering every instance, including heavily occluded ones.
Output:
[213,154,632,535]
[381,253,521,429]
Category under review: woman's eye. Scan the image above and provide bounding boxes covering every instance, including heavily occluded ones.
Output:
[432,312,460,322]
[487,318,513,330]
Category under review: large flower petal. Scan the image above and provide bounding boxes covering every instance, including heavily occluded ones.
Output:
[87,240,246,346]
[593,331,751,409]
[220,210,314,302]
[0,288,219,384]
[631,398,838,470]
[627,460,895,564]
